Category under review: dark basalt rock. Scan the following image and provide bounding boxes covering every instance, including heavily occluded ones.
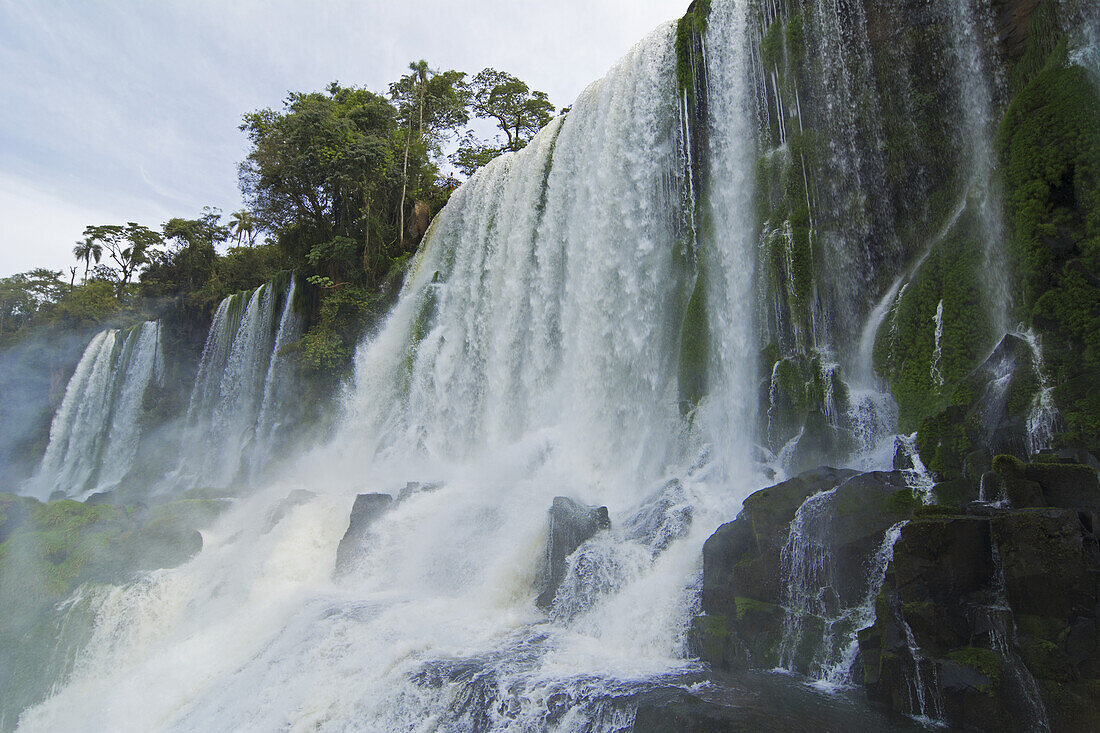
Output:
[335,493,394,573]
[694,467,914,672]
[993,454,1100,509]
[698,452,1100,730]
[535,496,610,609]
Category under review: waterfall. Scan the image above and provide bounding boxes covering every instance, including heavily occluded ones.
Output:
[29,321,162,500]
[1019,328,1061,455]
[777,488,838,672]
[15,0,1089,729]
[18,13,768,729]
[174,274,302,489]
[930,299,945,389]
[948,0,1010,336]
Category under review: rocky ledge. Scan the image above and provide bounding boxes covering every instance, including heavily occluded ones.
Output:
[691,455,1100,731]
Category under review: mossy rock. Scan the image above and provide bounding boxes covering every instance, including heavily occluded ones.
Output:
[992,454,1045,507]
[990,508,1093,621]
[1024,462,1100,508]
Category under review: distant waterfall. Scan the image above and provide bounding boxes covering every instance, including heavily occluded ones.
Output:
[30,321,162,499]
[174,273,302,489]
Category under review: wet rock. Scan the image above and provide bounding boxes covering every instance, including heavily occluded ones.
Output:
[536,500,611,595]
[535,496,610,609]
[396,481,443,501]
[694,467,913,671]
[335,493,394,573]
[891,517,994,606]
[991,508,1093,621]
[1025,462,1100,509]
[892,438,914,471]
[992,454,1045,507]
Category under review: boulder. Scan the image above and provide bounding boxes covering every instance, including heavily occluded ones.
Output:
[991,508,1093,621]
[535,496,609,609]
[891,517,994,607]
[335,493,394,573]
[1025,462,1100,509]
[695,467,915,672]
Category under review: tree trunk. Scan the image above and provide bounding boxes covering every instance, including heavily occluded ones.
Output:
[362,194,372,273]
[399,127,411,249]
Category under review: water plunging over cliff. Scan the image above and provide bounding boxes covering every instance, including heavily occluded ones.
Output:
[29,321,162,499]
[173,274,302,490]
[17,0,1095,729]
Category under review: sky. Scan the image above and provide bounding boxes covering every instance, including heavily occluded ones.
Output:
[0,0,687,279]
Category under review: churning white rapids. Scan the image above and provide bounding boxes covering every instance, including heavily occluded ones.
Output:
[19,4,885,731]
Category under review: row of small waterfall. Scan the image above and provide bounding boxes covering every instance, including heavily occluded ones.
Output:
[7,0,1099,730]
[25,274,302,501]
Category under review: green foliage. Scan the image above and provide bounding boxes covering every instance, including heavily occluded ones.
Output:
[389,64,470,159]
[876,204,994,431]
[449,68,555,175]
[998,55,1100,454]
[468,68,554,153]
[82,222,164,293]
[676,0,711,102]
[1008,0,1064,94]
[0,269,67,340]
[946,646,1005,689]
[678,270,710,413]
[49,280,124,330]
[295,284,383,377]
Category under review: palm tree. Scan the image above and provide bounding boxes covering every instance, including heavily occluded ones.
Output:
[72,237,103,282]
[229,210,257,247]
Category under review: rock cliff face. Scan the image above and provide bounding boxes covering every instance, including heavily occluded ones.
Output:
[694,456,1100,730]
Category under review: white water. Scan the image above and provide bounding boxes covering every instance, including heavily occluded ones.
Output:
[174,276,303,490]
[1020,328,1061,455]
[20,7,766,730]
[948,0,1010,336]
[28,321,162,499]
[930,299,944,390]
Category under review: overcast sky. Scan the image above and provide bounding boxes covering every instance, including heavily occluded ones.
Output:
[0,0,686,278]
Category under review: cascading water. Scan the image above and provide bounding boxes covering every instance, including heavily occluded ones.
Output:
[18,9,769,730]
[947,0,1010,335]
[173,274,303,489]
[1019,328,1061,455]
[15,0,1094,730]
[776,484,907,688]
[28,321,162,499]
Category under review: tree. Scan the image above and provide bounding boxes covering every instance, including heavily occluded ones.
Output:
[450,68,555,175]
[241,83,410,282]
[389,63,469,248]
[468,68,554,152]
[82,223,164,294]
[0,269,66,338]
[229,210,259,247]
[72,237,103,283]
[452,132,507,177]
[138,208,231,298]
